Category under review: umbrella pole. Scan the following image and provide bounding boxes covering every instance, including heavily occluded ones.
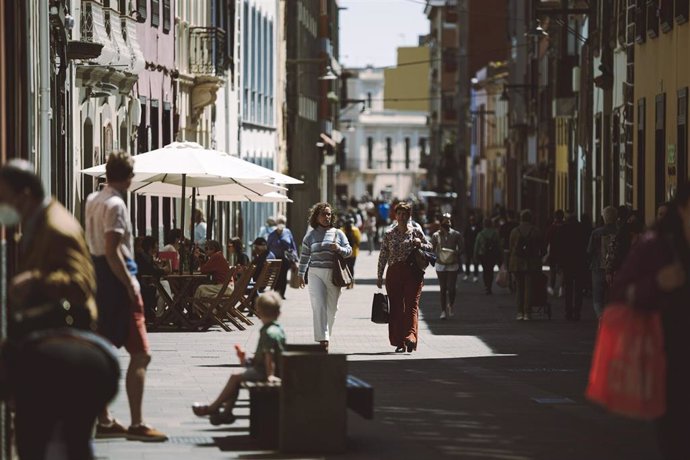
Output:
[190,187,197,275]
[179,174,186,274]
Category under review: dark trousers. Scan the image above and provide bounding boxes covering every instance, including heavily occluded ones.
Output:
[9,330,120,460]
[274,258,290,298]
[482,261,496,292]
[562,268,584,319]
[386,262,423,347]
[514,272,534,316]
[437,270,458,310]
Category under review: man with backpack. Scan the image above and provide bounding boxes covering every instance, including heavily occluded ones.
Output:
[508,210,544,320]
[587,206,618,318]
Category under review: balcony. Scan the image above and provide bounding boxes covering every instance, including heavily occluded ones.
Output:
[189,27,227,77]
[76,1,145,93]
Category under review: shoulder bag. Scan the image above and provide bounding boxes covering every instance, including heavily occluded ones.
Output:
[332,252,353,287]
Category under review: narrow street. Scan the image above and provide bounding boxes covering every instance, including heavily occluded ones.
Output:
[95,252,659,460]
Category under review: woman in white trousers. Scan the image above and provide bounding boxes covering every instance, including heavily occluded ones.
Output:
[297,202,352,352]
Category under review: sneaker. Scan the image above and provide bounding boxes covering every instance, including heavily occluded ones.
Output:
[547,286,555,296]
[462,275,469,281]
[472,276,478,283]
[440,310,447,320]
[95,419,128,439]
[516,313,524,320]
[126,424,168,442]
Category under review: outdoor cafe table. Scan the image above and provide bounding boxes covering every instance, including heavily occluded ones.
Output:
[143,273,212,331]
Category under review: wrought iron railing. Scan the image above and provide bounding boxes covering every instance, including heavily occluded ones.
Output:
[189,27,227,77]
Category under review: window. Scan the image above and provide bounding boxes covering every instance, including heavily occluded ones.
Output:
[163,102,171,147]
[367,92,372,109]
[635,0,647,43]
[655,93,666,205]
[405,137,410,169]
[137,99,148,154]
[150,100,159,150]
[678,88,688,188]
[151,0,159,28]
[162,0,170,33]
[419,137,427,156]
[136,0,147,22]
[386,137,392,169]
[647,0,659,38]
[677,0,690,24]
[637,98,646,218]
[660,0,674,32]
[367,137,373,169]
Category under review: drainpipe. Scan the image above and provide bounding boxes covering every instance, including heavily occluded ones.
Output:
[39,0,52,193]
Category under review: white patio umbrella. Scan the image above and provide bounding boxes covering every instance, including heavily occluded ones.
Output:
[80,141,302,186]
[80,142,301,266]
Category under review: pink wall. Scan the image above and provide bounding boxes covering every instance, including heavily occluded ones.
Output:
[136,1,176,150]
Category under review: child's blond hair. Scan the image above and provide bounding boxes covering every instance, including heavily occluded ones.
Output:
[256,291,282,319]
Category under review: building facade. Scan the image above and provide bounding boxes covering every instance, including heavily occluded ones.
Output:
[634,0,690,223]
[337,65,427,201]
[285,0,341,245]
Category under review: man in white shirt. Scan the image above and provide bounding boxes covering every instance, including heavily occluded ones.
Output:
[193,208,207,249]
[85,151,167,442]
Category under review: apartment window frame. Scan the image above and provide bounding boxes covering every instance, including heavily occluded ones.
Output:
[635,0,647,43]
[367,137,373,169]
[136,0,147,21]
[676,0,690,24]
[162,0,171,33]
[386,137,392,169]
[678,87,688,188]
[647,0,659,38]
[151,0,159,28]
[637,98,646,218]
[660,0,674,32]
[655,93,666,205]
[405,137,411,169]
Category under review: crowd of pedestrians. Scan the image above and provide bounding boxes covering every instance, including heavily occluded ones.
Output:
[0,149,686,460]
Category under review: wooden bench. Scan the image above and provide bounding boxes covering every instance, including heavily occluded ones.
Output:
[240,373,374,449]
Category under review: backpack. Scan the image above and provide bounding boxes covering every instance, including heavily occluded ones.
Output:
[516,229,537,258]
[601,233,617,271]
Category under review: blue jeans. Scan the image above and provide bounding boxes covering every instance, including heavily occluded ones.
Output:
[591,269,607,318]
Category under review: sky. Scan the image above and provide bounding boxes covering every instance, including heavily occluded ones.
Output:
[338,0,429,68]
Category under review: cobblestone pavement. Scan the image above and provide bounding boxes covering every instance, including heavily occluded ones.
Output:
[95,251,660,460]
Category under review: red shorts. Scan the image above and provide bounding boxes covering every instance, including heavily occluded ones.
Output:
[124,293,150,355]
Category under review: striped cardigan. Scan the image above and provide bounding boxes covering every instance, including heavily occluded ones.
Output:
[298,226,352,278]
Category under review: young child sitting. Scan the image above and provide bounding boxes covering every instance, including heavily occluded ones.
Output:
[192,291,286,425]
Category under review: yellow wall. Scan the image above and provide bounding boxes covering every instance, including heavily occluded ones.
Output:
[635,22,690,222]
[555,117,569,211]
[384,46,430,112]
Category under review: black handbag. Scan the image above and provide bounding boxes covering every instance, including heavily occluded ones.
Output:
[371,292,390,324]
[332,253,353,287]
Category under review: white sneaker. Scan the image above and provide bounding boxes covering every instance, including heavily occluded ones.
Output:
[440,310,447,320]
[472,276,478,283]
[516,313,524,320]
[462,275,469,281]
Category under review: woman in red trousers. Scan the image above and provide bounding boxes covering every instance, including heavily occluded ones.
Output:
[377,202,431,352]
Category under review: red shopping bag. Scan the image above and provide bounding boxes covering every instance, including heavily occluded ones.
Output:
[586,303,666,420]
[496,264,508,288]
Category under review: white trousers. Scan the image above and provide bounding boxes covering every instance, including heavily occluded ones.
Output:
[308,267,342,342]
